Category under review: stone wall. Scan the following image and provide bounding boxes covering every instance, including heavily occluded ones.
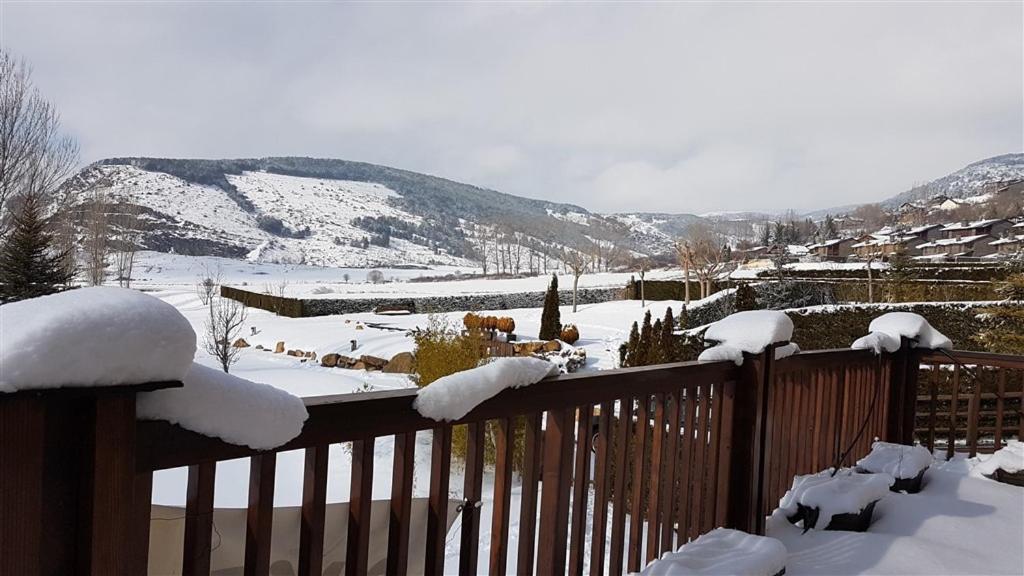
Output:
[300,288,624,317]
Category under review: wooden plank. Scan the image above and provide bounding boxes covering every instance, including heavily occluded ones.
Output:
[688,385,710,540]
[995,370,1006,449]
[0,395,46,576]
[129,471,154,576]
[764,370,782,517]
[967,372,982,457]
[299,445,329,576]
[569,406,595,575]
[591,402,614,576]
[426,427,452,576]
[462,423,486,576]
[703,383,722,533]
[245,453,277,576]
[517,413,542,576]
[928,367,938,452]
[919,350,1024,370]
[183,462,216,576]
[948,365,960,460]
[138,362,739,473]
[490,419,514,576]
[676,387,697,542]
[537,407,576,576]
[627,396,650,572]
[714,381,736,527]
[347,439,375,576]
[645,394,666,565]
[659,391,683,555]
[609,397,633,576]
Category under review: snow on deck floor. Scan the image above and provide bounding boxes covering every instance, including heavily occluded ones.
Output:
[766,459,1024,575]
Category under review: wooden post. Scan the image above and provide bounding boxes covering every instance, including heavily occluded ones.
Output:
[0,383,177,576]
[886,339,919,445]
[725,346,775,535]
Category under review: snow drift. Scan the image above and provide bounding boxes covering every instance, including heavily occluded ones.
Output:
[414,357,558,421]
[0,287,196,392]
[640,528,787,576]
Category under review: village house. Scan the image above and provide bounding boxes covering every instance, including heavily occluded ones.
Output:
[916,233,996,259]
[940,218,1012,239]
[806,237,856,260]
[851,224,942,259]
[988,234,1024,257]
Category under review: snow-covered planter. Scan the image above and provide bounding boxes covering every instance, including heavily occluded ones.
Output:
[697,310,796,366]
[639,528,786,576]
[971,440,1024,486]
[856,441,933,493]
[851,312,952,354]
[779,469,894,532]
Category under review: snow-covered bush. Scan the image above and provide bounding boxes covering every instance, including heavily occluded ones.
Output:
[970,440,1024,479]
[778,468,894,530]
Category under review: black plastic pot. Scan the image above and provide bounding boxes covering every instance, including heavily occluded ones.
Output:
[995,468,1024,487]
[856,466,927,494]
[797,500,878,532]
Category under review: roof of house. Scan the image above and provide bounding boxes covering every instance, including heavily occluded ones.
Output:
[916,234,990,249]
[807,238,854,250]
[942,219,1007,232]
[989,234,1024,246]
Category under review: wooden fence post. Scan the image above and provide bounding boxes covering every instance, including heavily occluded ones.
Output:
[0,383,177,576]
[725,345,776,535]
[886,338,920,445]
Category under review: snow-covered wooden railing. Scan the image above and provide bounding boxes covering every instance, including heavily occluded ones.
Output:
[915,349,1024,458]
[5,344,1020,576]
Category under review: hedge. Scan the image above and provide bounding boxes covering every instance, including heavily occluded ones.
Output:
[759,266,1014,282]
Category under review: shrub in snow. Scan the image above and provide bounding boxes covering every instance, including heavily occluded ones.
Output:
[414,357,558,421]
[778,468,894,531]
[856,441,932,493]
[137,363,308,450]
[412,315,483,387]
[640,528,786,576]
[970,440,1024,480]
[0,287,196,392]
[865,312,952,350]
[697,310,795,366]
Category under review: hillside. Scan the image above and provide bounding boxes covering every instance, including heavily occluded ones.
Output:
[61,157,705,268]
[882,153,1024,208]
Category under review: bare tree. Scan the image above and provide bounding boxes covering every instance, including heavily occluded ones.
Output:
[84,188,108,286]
[676,223,730,300]
[196,266,222,306]
[0,51,79,237]
[366,270,384,284]
[564,247,590,313]
[112,188,140,287]
[674,241,692,305]
[205,295,248,373]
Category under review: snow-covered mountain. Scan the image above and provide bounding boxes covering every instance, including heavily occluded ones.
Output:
[882,153,1024,208]
[62,157,705,268]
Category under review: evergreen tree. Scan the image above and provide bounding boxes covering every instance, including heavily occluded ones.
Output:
[651,318,664,363]
[622,320,640,367]
[660,307,676,362]
[0,193,72,303]
[734,282,759,311]
[538,273,562,340]
[636,311,653,365]
[678,305,689,331]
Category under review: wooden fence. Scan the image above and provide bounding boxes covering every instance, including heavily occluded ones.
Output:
[4,343,1021,576]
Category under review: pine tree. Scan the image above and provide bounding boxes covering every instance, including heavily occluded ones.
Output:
[651,318,664,363]
[622,320,640,367]
[734,283,759,311]
[660,307,676,362]
[538,273,562,340]
[0,193,72,303]
[678,305,689,331]
[637,311,653,366]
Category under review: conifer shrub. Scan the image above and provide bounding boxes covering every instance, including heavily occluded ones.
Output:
[539,274,562,340]
[734,283,759,311]
[0,193,73,303]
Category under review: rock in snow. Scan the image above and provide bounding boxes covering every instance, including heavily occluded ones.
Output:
[1,287,307,449]
[865,312,952,350]
[0,287,196,392]
[414,357,558,421]
[698,310,795,365]
[640,528,787,576]
[857,441,933,480]
[137,363,308,450]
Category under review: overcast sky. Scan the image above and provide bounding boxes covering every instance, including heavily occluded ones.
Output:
[2,2,1021,214]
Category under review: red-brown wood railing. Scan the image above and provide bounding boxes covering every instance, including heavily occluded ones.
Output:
[7,343,1021,576]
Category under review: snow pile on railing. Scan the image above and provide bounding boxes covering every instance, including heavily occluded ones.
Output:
[0,287,196,392]
[415,357,558,421]
[971,440,1024,478]
[137,363,307,450]
[697,310,798,366]
[639,528,786,576]
[851,312,952,354]
[0,287,307,449]
[778,468,894,529]
[856,441,933,480]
